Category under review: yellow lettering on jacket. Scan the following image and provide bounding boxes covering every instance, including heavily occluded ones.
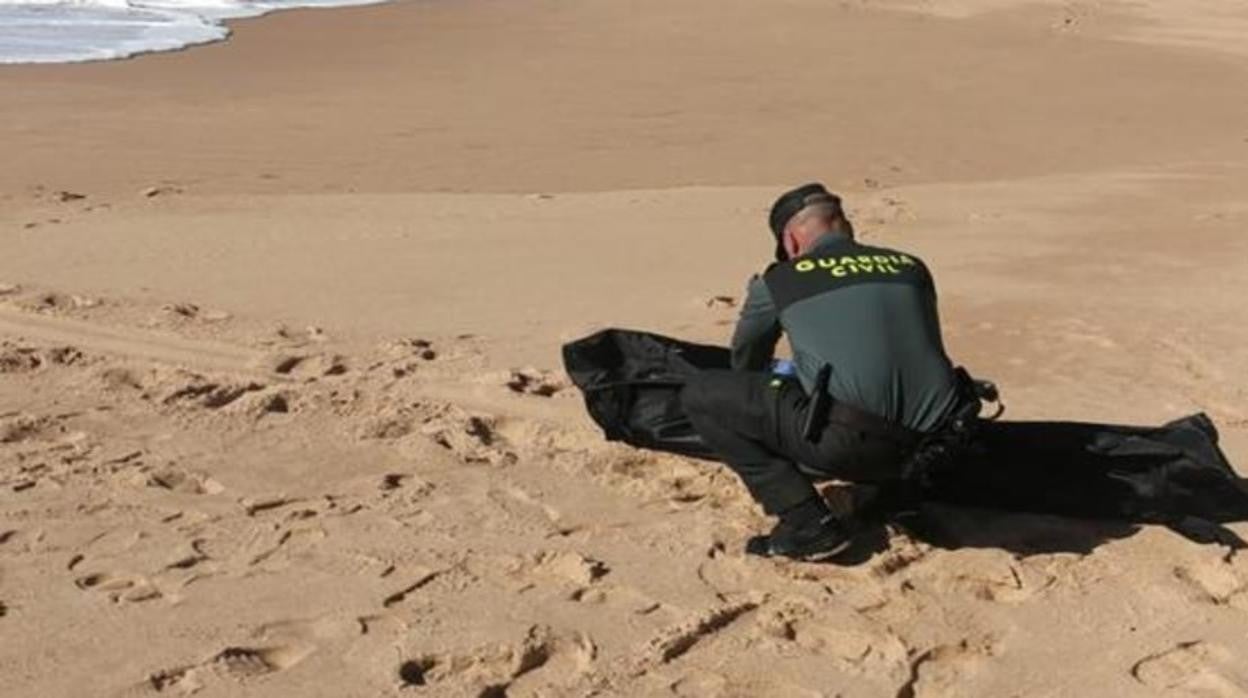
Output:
[793,253,918,278]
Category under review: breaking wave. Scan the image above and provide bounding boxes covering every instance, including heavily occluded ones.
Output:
[0,0,385,64]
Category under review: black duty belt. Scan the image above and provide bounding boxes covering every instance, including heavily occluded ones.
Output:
[801,363,920,446]
[801,364,1002,451]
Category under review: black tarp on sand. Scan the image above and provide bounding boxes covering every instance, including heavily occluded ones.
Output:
[562,329,1248,545]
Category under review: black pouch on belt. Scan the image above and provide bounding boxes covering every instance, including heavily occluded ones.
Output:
[802,364,833,443]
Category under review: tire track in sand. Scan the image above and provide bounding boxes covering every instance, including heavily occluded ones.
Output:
[0,306,262,375]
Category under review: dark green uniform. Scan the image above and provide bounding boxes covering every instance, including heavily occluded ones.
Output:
[732,231,959,433]
[681,231,960,515]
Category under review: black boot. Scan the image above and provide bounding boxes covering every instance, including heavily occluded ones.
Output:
[746,498,852,561]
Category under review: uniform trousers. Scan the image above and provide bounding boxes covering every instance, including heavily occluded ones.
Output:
[681,370,917,515]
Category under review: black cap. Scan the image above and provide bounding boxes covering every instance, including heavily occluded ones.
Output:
[768,183,842,261]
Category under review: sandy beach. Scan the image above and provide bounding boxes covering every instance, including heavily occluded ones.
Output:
[3,0,1248,696]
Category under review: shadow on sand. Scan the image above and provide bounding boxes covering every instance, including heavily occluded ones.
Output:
[831,498,1146,566]
[834,503,1248,566]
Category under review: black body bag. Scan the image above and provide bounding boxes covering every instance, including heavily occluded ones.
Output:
[562,328,1248,526]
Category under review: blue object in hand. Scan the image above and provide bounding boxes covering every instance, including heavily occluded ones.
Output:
[771,358,796,377]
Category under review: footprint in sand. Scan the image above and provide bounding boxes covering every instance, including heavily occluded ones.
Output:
[389,337,439,361]
[417,405,516,465]
[485,485,565,536]
[364,402,514,466]
[867,533,932,579]
[359,409,416,440]
[210,646,311,679]
[361,402,514,459]
[750,599,909,681]
[0,413,61,444]
[17,291,101,314]
[144,467,225,495]
[914,549,1049,604]
[1132,641,1248,696]
[239,519,327,567]
[142,185,183,199]
[896,637,1000,698]
[159,303,201,320]
[494,545,651,611]
[268,353,348,380]
[669,670,731,698]
[397,625,596,695]
[155,302,230,323]
[0,344,45,373]
[99,366,146,392]
[378,339,439,378]
[162,540,210,573]
[162,377,266,410]
[574,449,744,510]
[243,390,294,417]
[1173,559,1248,610]
[136,644,312,696]
[0,343,84,375]
[859,194,916,229]
[158,373,291,419]
[74,571,163,604]
[272,324,329,345]
[506,368,568,397]
[379,473,407,490]
[51,189,86,203]
[640,601,760,667]
[504,550,609,594]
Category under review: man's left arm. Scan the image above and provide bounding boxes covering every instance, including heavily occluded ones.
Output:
[730,275,782,371]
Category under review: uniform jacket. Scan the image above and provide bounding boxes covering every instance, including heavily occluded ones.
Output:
[733,232,958,432]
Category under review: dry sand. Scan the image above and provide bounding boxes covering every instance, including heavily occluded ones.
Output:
[2,1,1248,696]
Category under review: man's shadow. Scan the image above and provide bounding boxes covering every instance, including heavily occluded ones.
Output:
[829,490,1248,566]
[830,490,1147,565]
[819,484,1145,565]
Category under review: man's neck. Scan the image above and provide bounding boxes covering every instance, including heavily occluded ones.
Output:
[800,229,851,255]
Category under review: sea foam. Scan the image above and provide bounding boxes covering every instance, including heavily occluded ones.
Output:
[0,0,384,64]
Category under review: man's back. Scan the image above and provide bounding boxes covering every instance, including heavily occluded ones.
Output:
[736,233,959,433]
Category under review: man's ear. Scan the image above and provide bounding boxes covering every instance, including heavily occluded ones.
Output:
[783,229,801,259]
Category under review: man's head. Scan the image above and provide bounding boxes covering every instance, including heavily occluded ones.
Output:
[768,183,852,261]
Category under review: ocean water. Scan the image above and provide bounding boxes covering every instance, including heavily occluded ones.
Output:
[0,0,385,64]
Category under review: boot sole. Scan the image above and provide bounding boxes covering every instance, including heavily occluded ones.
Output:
[745,531,854,561]
[794,536,853,562]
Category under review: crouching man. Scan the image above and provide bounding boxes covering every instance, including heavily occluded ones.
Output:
[682,183,967,561]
